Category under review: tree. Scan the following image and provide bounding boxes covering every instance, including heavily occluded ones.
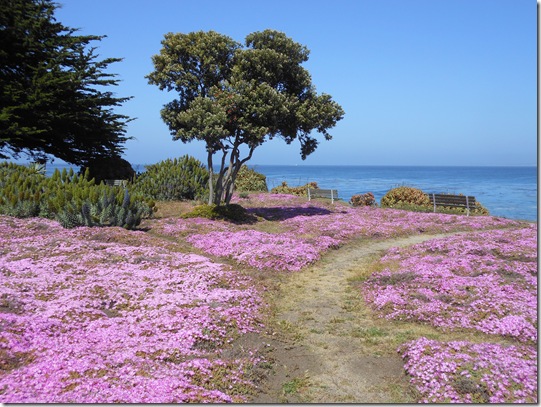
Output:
[147,29,344,205]
[0,0,133,166]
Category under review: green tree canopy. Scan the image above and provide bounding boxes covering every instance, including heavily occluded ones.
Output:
[0,0,133,166]
[147,29,344,205]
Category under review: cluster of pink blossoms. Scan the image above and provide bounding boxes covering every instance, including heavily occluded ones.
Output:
[362,226,537,341]
[186,230,339,271]
[160,194,522,272]
[362,224,537,402]
[399,337,537,403]
[1,193,534,403]
[0,216,263,403]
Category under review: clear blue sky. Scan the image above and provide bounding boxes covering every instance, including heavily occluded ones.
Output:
[53,0,537,166]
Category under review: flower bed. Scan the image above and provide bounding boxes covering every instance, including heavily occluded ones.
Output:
[0,216,263,403]
[362,224,537,402]
[399,337,537,403]
[362,226,537,342]
[178,194,523,272]
[187,230,339,271]
[1,193,533,403]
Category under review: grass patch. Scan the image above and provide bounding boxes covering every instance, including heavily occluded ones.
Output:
[276,320,305,342]
[282,376,309,395]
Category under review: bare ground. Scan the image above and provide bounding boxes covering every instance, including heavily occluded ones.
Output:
[248,232,455,403]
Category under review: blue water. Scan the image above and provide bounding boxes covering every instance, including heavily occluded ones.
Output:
[250,165,538,222]
[43,163,537,222]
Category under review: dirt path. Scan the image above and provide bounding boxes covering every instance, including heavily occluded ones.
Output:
[250,232,455,403]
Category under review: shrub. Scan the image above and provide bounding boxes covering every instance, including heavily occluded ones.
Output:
[54,188,153,229]
[0,162,154,229]
[0,162,46,217]
[82,156,136,184]
[181,203,249,222]
[234,165,268,192]
[380,186,431,209]
[350,192,376,207]
[132,156,209,201]
[270,181,319,197]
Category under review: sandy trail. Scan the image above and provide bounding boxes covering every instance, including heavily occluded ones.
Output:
[250,232,453,403]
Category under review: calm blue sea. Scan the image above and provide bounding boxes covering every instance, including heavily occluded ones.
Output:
[251,165,537,222]
[44,163,538,222]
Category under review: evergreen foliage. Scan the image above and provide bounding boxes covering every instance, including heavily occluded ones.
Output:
[147,29,344,205]
[83,156,136,184]
[380,186,490,216]
[0,0,133,165]
[234,165,268,192]
[350,192,377,207]
[131,156,209,201]
[0,162,154,229]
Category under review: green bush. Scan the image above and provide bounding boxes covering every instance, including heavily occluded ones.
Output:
[181,203,249,222]
[380,186,431,208]
[0,162,154,229]
[132,156,209,201]
[0,162,46,217]
[234,165,268,192]
[82,156,136,184]
[270,181,319,197]
[54,188,153,229]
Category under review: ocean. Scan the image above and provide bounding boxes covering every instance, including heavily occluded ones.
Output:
[44,163,537,222]
[252,165,538,222]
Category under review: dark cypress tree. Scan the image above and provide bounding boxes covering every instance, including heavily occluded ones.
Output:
[0,0,133,166]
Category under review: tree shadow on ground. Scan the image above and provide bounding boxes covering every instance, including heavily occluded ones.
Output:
[247,206,333,221]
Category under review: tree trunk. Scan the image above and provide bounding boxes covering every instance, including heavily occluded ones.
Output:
[208,141,256,206]
[207,151,214,205]
[209,148,230,205]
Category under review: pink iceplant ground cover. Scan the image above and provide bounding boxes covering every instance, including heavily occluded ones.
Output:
[155,193,522,273]
[362,225,538,402]
[0,193,533,403]
[0,216,264,403]
[399,337,537,403]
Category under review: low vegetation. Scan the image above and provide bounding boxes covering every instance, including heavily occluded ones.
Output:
[350,192,376,207]
[380,186,431,208]
[361,226,537,403]
[234,165,268,193]
[0,162,154,229]
[380,185,490,216]
[0,183,536,402]
[0,216,262,402]
[270,181,319,197]
[131,156,209,202]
